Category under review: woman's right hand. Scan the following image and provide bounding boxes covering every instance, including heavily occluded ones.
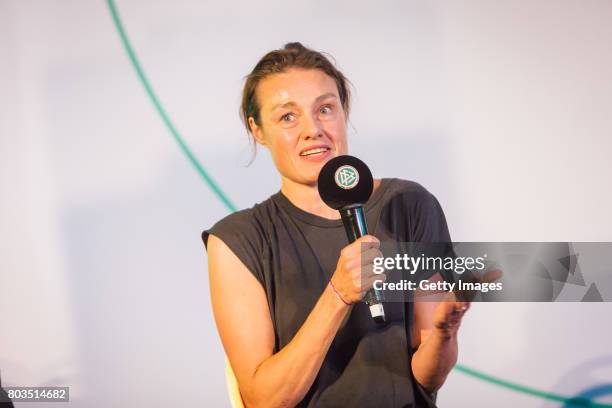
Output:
[330,235,386,304]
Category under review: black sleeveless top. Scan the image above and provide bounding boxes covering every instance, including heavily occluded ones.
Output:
[202,178,451,407]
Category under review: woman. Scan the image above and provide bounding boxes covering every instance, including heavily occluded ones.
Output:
[203,42,470,408]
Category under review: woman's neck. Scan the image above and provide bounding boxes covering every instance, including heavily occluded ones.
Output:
[281,178,340,220]
[280,177,382,221]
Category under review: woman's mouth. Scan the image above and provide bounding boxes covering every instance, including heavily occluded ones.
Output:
[299,147,332,162]
[300,147,330,157]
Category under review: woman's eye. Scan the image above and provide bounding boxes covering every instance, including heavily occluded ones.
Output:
[281,113,295,122]
[320,105,333,114]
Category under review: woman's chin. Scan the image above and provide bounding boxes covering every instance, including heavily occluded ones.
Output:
[293,171,322,187]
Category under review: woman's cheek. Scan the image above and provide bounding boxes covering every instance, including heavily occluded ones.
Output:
[270,136,297,167]
[330,124,348,152]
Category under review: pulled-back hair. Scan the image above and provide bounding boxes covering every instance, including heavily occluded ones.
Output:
[240,42,352,145]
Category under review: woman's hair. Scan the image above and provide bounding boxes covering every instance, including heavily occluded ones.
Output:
[240,42,352,152]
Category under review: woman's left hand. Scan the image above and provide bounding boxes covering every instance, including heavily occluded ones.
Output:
[431,293,469,339]
[432,269,502,339]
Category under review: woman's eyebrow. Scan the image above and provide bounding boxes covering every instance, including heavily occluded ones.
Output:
[315,92,338,103]
[270,92,338,111]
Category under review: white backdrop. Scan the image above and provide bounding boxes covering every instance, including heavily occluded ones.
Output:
[1,0,611,406]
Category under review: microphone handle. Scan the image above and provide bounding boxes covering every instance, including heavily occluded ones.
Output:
[339,205,386,323]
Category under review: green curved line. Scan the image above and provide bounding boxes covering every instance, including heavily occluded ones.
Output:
[107,0,237,213]
[106,1,611,406]
[455,364,612,407]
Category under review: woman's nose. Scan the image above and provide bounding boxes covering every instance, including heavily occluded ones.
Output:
[301,114,324,140]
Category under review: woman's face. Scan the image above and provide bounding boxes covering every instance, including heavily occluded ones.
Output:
[249,68,348,187]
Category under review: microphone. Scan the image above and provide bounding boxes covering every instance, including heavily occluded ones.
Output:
[318,155,386,323]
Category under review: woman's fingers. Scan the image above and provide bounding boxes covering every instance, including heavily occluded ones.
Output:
[333,235,384,303]
[433,297,471,333]
[360,246,383,266]
[482,269,503,283]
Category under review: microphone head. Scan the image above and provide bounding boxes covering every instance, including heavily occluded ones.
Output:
[317,155,373,210]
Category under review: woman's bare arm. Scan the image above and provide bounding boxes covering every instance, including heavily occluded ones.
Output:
[410,273,465,394]
[207,234,382,408]
[410,269,502,393]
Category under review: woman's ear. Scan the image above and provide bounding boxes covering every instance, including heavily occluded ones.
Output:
[248,117,266,146]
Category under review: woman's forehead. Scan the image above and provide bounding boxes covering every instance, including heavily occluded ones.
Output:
[258,69,339,110]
